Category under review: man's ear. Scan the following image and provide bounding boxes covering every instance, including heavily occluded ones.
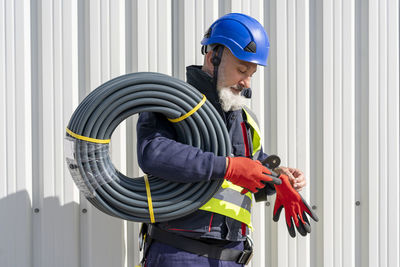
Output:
[202,52,214,75]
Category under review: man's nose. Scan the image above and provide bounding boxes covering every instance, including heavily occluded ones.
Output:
[239,77,251,88]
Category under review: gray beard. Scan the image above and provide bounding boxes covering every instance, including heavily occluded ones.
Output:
[217,87,247,112]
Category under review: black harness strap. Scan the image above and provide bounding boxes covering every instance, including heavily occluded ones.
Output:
[146,224,253,265]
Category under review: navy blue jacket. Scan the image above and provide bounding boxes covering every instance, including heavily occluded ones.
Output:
[137,65,275,241]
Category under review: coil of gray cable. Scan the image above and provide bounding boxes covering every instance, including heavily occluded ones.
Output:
[65,72,230,223]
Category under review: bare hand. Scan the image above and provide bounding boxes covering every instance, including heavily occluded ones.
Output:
[276,167,306,191]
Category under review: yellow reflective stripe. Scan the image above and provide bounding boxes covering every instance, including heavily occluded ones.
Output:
[199,198,253,230]
[168,94,207,123]
[222,180,252,199]
[144,174,155,223]
[66,128,111,144]
[242,109,261,156]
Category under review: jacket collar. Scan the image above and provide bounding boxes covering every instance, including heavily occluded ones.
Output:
[186,65,225,119]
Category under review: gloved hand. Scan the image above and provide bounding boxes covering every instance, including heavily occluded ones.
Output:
[254,155,282,202]
[273,173,319,237]
[224,157,282,194]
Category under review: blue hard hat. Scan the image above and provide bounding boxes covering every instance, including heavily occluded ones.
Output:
[201,13,270,66]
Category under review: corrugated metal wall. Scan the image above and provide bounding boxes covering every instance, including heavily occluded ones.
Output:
[0,0,399,267]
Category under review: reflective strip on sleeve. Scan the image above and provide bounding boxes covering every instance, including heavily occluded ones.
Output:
[212,187,252,211]
[199,198,253,230]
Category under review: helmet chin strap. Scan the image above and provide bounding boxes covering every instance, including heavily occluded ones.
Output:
[211,45,224,90]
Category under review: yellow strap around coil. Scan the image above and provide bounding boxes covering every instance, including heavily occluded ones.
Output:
[144,174,155,223]
[168,94,207,123]
[66,128,111,144]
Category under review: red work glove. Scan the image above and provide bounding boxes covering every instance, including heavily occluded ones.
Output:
[224,157,282,194]
[273,174,319,237]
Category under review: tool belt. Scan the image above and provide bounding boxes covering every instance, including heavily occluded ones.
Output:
[140,224,254,265]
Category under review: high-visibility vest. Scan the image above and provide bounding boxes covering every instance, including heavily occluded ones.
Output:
[199,107,262,229]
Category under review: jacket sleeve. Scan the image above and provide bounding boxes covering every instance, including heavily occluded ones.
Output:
[136,112,226,183]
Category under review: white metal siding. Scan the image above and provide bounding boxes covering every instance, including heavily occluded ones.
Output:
[0,1,399,267]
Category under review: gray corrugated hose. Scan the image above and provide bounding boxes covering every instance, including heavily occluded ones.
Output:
[65,72,230,223]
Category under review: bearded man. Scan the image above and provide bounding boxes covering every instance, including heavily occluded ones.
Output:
[136,13,307,267]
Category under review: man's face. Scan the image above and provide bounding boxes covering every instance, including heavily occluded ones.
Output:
[217,48,257,94]
[216,48,257,111]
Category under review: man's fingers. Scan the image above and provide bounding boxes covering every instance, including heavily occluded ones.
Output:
[288,168,305,180]
[260,165,273,175]
[277,167,296,185]
[241,188,249,194]
[241,187,260,194]
[262,174,282,185]
[277,167,307,190]
[293,179,306,191]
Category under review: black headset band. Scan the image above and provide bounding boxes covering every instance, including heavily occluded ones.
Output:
[211,45,224,89]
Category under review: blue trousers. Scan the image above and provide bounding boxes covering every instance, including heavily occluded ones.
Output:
[145,240,245,267]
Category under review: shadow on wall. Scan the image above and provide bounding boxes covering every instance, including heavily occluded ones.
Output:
[0,190,33,267]
[0,191,81,267]
[0,191,137,267]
